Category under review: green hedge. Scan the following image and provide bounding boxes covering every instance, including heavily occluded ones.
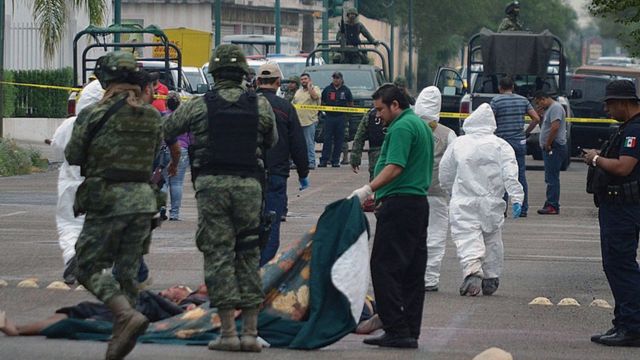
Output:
[2,71,16,117]
[11,68,73,118]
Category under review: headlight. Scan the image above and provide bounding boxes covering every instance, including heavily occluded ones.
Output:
[362,99,373,108]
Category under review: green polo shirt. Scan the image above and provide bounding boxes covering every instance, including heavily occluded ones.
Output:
[373,108,433,200]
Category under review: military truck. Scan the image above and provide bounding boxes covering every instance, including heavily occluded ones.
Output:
[434,29,573,170]
[303,40,392,142]
[68,24,199,116]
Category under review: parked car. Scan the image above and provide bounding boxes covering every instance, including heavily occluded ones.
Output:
[183,66,208,94]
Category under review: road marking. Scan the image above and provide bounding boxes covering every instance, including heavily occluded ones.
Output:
[0,211,26,218]
[506,254,601,262]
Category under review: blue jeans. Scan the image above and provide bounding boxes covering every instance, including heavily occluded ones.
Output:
[302,123,317,168]
[541,143,566,209]
[167,147,189,219]
[599,203,640,332]
[504,139,528,214]
[261,174,287,266]
[320,115,346,165]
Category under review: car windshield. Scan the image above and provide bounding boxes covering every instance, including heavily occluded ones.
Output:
[184,71,205,88]
[277,62,307,80]
[305,69,375,91]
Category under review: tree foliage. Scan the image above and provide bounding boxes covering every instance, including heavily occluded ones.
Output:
[28,0,107,60]
[589,0,640,55]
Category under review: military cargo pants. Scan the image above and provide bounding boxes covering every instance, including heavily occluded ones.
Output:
[75,214,152,305]
[195,177,264,310]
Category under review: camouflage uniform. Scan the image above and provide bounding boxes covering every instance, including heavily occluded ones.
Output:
[65,75,162,306]
[163,70,277,311]
[350,109,383,181]
[337,8,377,64]
[283,76,300,103]
[498,1,524,32]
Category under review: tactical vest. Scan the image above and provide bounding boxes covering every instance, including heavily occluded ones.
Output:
[367,110,385,148]
[591,117,640,205]
[192,89,262,181]
[344,23,362,46]
[88,104,159,182]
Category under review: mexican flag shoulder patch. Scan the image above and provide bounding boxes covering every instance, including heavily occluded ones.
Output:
[625,136,637,148]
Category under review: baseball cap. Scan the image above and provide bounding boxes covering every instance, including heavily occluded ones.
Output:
[332,71,343,79]
[257,63,282,79]
[603,80,639,102]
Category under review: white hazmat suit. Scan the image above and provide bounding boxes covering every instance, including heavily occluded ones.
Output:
[439,103,523,295]
[50,79,104,266]
[414,86,457,290]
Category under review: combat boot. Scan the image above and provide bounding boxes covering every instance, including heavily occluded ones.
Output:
[105,295,149,360]
[208,309,241,352]
[240,307,262,352]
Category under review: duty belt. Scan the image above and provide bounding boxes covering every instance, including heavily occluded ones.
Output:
[601,180,640,205]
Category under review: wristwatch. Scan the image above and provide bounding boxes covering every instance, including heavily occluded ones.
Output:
[592,155,600,167]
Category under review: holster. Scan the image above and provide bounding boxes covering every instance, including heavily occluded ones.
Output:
[600,181,640,205]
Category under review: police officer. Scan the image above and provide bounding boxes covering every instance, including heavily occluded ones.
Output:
[584,80,640,347]
[163,44,277,353]
[255,63,309,266]
[337,7,379,64]
[65,51,164,360]
[498,1,524,32]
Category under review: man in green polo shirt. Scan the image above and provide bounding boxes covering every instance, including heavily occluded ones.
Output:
[349,84,433,349]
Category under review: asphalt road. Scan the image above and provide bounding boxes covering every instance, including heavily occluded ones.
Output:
[0,156,637,359]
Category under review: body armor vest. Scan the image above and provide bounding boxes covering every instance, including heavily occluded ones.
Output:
[367,110,385,148]
[193,89,262,180]
[344,23,362,46]
[88,104,159,182]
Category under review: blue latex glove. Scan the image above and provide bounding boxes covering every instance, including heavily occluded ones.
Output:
[299,177,309,191]
[512,203,522,218]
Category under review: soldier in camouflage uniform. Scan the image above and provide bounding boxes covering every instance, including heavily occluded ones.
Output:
[163,44,277,353]
[283,75,300,103]
[337,7,379,64]
[65,51,164,360]
[498,1,524,32]
[350,108,385,181]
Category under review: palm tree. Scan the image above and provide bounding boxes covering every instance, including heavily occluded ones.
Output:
[30,0,107,59]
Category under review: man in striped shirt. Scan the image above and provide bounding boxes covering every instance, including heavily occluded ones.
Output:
[490,76,540,217]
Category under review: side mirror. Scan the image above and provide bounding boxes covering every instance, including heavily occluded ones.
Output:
[197,84,209,94]
[569,89,583,100]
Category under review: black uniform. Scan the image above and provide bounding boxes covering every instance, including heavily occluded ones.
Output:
[257,88,309,266]
[593,114,640,333]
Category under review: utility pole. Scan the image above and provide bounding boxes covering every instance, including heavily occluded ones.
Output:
[407,0,413,89]
[383,0,395,80]
[322,0,328,44]
[215,0,221,47]
[113,0,121,43]
[0,0,5,138]
[275,0,281,54]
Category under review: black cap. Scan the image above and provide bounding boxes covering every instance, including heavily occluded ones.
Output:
[332,71,343,79]
[604,80,639,102]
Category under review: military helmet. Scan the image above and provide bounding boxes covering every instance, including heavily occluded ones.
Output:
[394,76,408,87]
[346,7,358,16]
[505,1,520,15]
[94,51,139,88]
[208,44,249,75]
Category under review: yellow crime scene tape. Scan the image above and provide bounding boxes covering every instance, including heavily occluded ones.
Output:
[0,81,621,124]
[0,81,189,101]
[293,104,370,114]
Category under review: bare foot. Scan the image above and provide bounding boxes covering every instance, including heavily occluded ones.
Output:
[0,311,20,336]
